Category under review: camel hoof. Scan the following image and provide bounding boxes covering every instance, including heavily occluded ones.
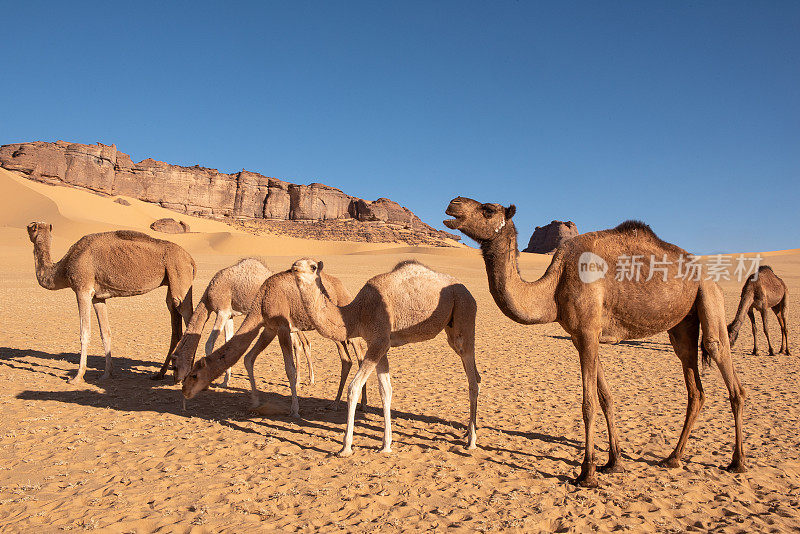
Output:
[99,373,113,381]
[726,461,747,473]
[150,372,166,381]
[600,462,625,474]
[289,410,301,419]
[67,376,85,385]
[380,447,392,455]
[336,448,354,458]
[573,474,599,488]
[660,457,682,469]
[327,402,340,411]
[768,350,775,356]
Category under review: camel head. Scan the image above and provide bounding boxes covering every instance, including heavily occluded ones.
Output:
[181,357,212,399]
[444,197,516,244]
[291,258,324,288]
[27,221,52,243]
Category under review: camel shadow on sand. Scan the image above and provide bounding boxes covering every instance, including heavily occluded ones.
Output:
[10,346,583,478]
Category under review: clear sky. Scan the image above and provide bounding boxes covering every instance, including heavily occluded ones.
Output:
[2,1,798,253]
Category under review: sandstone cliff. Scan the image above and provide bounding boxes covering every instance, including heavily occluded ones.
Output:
[523,220,579,254]
[0,141,458,245]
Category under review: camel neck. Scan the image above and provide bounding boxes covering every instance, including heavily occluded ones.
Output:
[729,283,755,334]
[296,278,352,342]
[32,235,62,290]
[480,221,560,325]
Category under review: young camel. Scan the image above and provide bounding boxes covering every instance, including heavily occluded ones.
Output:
[290,259,481,457]
[444,197,746,487]
[27,222,194,384]
[170,258,313,387]
[728,265,790,356]
[180,270,367,416]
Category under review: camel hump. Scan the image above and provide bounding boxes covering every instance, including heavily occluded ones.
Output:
[112,230,162,243]
[392,259,426,271]
[613,220,659,237]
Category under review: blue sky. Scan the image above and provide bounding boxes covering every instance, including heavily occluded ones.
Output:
[2,1,798,253]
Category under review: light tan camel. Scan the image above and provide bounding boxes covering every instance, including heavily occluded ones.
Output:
[180,270,367,416]
[170,258,313,387]
[27,222,195,384]
[443,197,746,487]
[728,265,790,356]
[290,259,480,457]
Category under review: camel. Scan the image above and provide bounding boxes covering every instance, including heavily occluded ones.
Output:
[290,259,480,457]
[443,197,746,487]
[27,222,195,384]
[179,270,367,416]
[170,258,313,387]
[728,265,790,356]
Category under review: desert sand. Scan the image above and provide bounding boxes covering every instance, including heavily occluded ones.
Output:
[1,167,799,532]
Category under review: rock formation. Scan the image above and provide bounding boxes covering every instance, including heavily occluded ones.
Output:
[150,218,190,234]
[523,220,579,254]
[0,141,459,245]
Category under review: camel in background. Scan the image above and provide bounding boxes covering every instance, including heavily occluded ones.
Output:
[728,265,790,356]
[27,222,194,384]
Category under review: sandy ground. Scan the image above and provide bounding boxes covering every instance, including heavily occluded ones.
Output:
[1,169,800,532]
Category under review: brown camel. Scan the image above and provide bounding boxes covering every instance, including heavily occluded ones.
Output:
[290,259,480,457]
[179,270,367,416]
[27,222,195,384]
[728,265,790,356]
[443,197,746,487]
[170,258,313,387]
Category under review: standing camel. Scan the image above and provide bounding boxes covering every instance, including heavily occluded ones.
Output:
[290,259,481,457]
[27,222,195,384]
[179,270,367,416]
[170,258,313,387]
[728,265,790,356]
[443,197,746,487]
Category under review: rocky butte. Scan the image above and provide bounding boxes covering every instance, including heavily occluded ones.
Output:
[0,140,459,246]
[523,220,579,254]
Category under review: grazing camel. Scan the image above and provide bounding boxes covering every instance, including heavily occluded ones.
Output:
[728,266,790,356]
[290,259,480,457]
[443,197,746,487]
[180,270,367,416]
[170,258,313,387]
[27,222,195,384]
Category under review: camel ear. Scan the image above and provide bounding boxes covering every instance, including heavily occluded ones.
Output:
[505,205,516,219]
[317,261,324,273]
[48,224,52,232]
[198,359,208,369]
[27,222,35,232]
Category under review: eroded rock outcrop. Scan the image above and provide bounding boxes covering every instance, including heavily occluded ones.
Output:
[0,140,459,245]
[523,220,579,254]
[150,218,190,234]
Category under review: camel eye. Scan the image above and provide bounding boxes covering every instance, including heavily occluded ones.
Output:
[310,264,317,272]
[481,206,494,218]
[191,373,197,379]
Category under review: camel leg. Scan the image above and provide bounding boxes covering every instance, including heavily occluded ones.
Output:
[596,358,623,473]
[698,281,747,473]
[748,309,758,355]
[222,317,235,386]
[300,332,314,385]
[244,328,275,408]
[71,291,93,384]
[338,340,387,457]
[572,331,600,488]
[152,298,184,380]
[330,341,353,411]
[277,327,301,418]
[445,321,480,451]
[760,305,775,356]
[92,298,113,380]
[661,316,705,469]
[773,303,789,355]
[376,354,393,453]
[204,311,229,386]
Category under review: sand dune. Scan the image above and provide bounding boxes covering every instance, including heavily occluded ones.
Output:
[1,167,799,532]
